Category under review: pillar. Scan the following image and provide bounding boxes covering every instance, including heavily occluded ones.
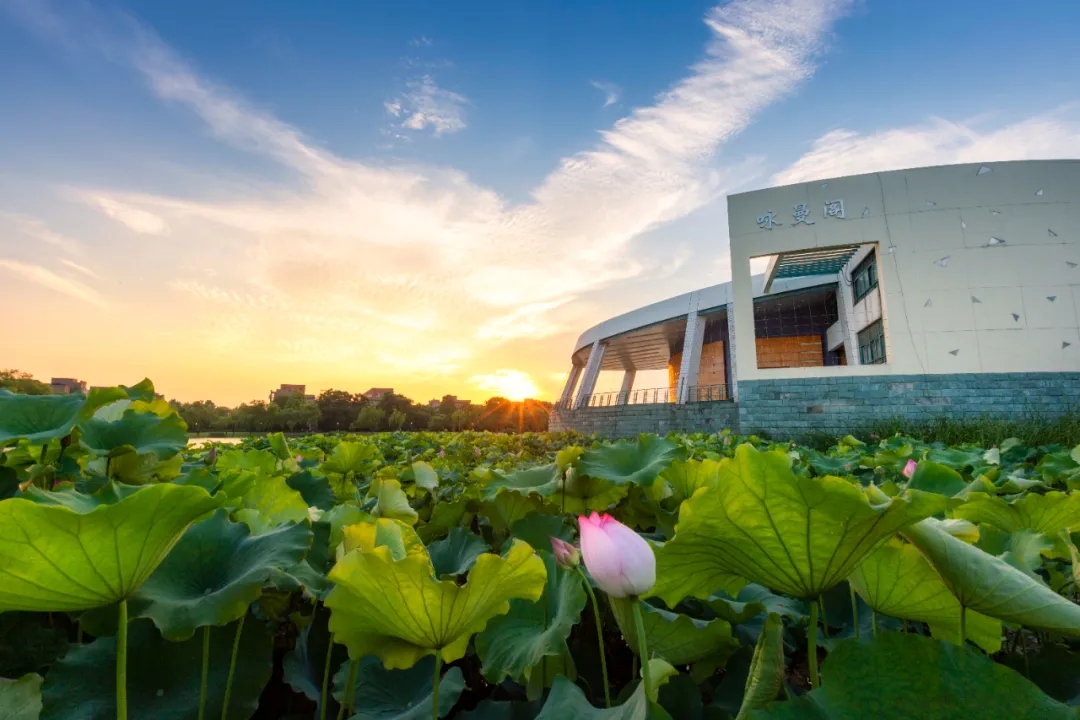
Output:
[726,303,739,402]
[574,340,605,409]
[836,268,860,364]
[617,370,636,405]
[558,364,583,408]
[676,311,705,404]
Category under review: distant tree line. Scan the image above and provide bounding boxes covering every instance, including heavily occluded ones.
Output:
[172,390,551,434]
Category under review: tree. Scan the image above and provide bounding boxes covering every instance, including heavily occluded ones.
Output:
[388,408,407,431]
[281,396,321,432]
[316,389,363,431]
[450,409,470,431]
[172,400,228,433]
[0,370,51,395]
[351,406,385,432]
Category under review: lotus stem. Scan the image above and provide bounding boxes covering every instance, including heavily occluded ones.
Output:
[808,600,819,690]
[1020,630,1030,677]
[849,586,859,639]
[319,640,334,720]
[117,600,128,720]
[345,659,358,718]
[631,599,652,700]
[959,605,966,647]
[818,599,829,638]
[577,570,611,707]
[198,625,210,720]
[431,654,442,720]
[336,658,358,720]
[871,610,878,637]
[221,613,245,720]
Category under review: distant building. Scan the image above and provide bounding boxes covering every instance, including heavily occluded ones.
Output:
[50,378,87,394]
[271,384,315,402]
[427,395,471,410]
[362,387,393,402]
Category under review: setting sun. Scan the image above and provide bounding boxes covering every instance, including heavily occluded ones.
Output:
[471,369,542,402]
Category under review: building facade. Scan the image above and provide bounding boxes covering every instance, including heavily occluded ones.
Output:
[49,377,87,394]
[551,160,1080,438]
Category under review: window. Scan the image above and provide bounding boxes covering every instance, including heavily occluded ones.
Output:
[851,251,878,303]
[858,320,886,364]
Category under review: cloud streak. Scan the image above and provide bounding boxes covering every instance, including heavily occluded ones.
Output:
[386,75,467,136]
[590,80,620,108]
[0,258,106,306]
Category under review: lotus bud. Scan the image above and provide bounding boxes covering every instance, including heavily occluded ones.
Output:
[550,537,581,569]
[577,512,656,598]
[903,459,917,478]
[438,449,446,457]
[206,447,217,466]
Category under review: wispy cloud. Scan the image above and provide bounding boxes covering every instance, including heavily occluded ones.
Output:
[86,194,167,235]
[774,107,1080,185]
[59,258,96,277]
[0,258,106,306]
[5,0,855,397]
[409,35,433,48]
[2,213,83,255]
[386,75,467,136]
[590,80,620,108]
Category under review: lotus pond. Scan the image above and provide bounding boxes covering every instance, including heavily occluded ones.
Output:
[2,380,1080,719]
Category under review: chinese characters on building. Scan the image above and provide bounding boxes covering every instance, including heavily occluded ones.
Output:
[757,200,847,230]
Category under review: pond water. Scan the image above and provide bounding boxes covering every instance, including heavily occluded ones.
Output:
[187,436,246,446]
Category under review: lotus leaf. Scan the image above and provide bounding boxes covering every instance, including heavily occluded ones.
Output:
[848,540,1001,652]
[333,655,465,720]
[975,526,1052,580]
[287,470,336,510]
[953,491,1080,535]
[735,614,784,720]
[322,441,380,476]
[126,509,312,639]
[411,461,440,491]
[428,526,489,577]
[657,458,721,504]
[40,616,272,720]
[748,633,1075,719]
[340,517,428,564]
[906,461,966,497]
[610,597,738,667]
[0,484,220,611]
[902,518,1080,635]
[373,477,419,524]
[577,435,679,488]
[267,432,291,460]
[535,675,648,720]
[482,464,561,501]
[238,474,310,527]
[651,444,947,603]
[475,551,585,688]
[78,408,188,459]
[0,673,43,720]
[326,539,546,668]
[0,391,85,446]
[282,605,349,716]
[481,493,548,534]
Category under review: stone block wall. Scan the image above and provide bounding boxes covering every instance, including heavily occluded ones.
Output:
[738,371,1080,438]
[549,401,739,439]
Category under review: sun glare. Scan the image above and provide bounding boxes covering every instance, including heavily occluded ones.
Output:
[472,369,541,402]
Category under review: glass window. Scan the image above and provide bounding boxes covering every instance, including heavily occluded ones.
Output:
[852,251,878,303]
[857,320,887,364]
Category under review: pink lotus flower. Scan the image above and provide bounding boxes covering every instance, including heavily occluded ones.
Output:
[577,512,656,598]
[550,537,581,569]
[438,449,446,457]
[903,459,917,478]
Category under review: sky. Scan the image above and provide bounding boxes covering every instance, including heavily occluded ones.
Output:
[2,0,1080,406]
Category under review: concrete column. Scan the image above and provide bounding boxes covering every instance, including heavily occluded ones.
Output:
[836,270,860,364]
[676,312,705,404]
[558,364,583,408]
[574,340,605,408]
[617,370,636,405]
[726,303,739,402]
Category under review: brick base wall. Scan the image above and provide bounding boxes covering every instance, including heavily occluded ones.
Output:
[550,372,1079,440]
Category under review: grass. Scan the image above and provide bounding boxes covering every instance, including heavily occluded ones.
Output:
[858,411,1080,448]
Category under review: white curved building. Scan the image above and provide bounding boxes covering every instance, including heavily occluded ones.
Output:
[551,160,1080,438]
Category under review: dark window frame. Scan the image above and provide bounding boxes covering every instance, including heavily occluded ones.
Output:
[851,251,878,304]
[857,319,887,365]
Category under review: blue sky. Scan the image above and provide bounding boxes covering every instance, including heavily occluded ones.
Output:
[2,0,1079,404]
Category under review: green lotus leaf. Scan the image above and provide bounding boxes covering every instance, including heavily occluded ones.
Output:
[507,513,572,552]
[326,540,546,668]
[428,527,489,577]
[93,451,184,485]
[0,484,221,611]
[0,391,85,446]
[561,469,630,514]
[848,540,1001,653]
[322,441,380,476]
[902,518,1080,635]
[125,509,312,639]
[577,435,679,488]
[926,447,985,472]
[326,503,374,548]
[340,517,429,565]
[999,642,1080,706]
[704,584,807,626]
[747,633,1075,720]
[803,451,858,477]
[332,655,465,720]
[83,379,155,416]
[610,597,738,667]
[283,605,349,717]
[482,463,561,501]
[20,480,142,511]
[651,444,948,603]
[267,431,291,460]
[461,699,542,720]
[907,461,966,497]
[411,461,440,491]
[480,493,548,534]
[657,458,721,505]
[475,551,586,688]
[0,466,18,500]
[238,474,310,527]
[953,491,1080,535]
[218,449,278,475]
[40,615,272,720]
[0,673,42,720]
[287,470,337,510]
[535,675,647,720]
[372,477,419,525]
[735,613,784,720]
[975,526,1052,580]
[78,408,188,460]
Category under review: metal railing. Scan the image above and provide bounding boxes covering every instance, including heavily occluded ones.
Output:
[557,384,731,410]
